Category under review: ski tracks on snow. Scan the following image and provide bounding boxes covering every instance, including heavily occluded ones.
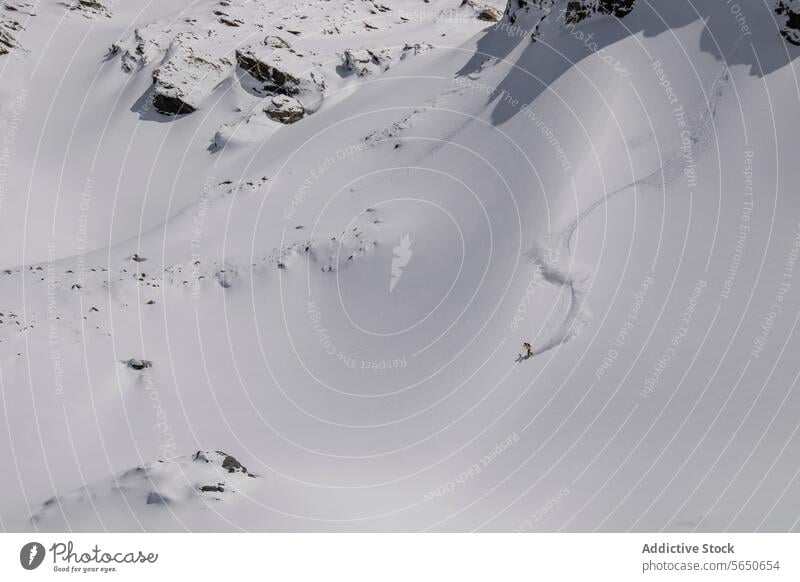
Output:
[521,64,731,359]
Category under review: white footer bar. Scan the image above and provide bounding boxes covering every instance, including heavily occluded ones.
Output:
[1,533,798,581]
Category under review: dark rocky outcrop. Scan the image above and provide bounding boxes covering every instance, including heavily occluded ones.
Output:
[31,449,260,525]
[461,0,503,22]
[150,33,234,116]
[0,15,23,56]
[125,358,152,370]
[151,91,196,115]
[193,449,255,476]
[564,0,636,24]
[776,1,800,45]
[64,0,111,18]
[265,95,305,124]
[478,6,504,21]
[236,45,324,98]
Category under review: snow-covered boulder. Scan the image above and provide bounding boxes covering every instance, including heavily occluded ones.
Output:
[124,358,152,370]
[341,43,432,77]
[212,95,304,149]
[400,42,434,60]
[109,23,167,73]
[265,94,305,124]
[31,451,258,525]
[237,45,324,95]
[478,5,503,21]
[341,47,394,76]
[63,0,111,18]
[460,0,503,22]
[151,33,235,115]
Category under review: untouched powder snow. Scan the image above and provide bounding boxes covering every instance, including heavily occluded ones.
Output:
[1,0,800,532]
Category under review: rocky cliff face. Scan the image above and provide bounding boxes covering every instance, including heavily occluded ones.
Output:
[503,0,636,27]
[562,0,636,23]
[63,0,112,18]
[0,0,35,55]
[0,17,21,55]
[99,0,504,126]
[504,0,800,47]
[775,0,800,45]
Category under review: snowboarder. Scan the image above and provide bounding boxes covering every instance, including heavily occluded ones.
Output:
[523,342,532,357]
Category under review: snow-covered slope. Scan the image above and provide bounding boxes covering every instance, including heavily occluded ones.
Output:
[2,0,800,532]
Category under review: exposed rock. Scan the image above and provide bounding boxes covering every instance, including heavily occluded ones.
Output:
[214,270,232,288]
[237,44,325,100]
[265,94,305,124]
[564,0,636,24]
[365,108,424,146]
[106,0,481,123]
[400,42,433,60]
[3,0,37,15]
[124,358,152,370]
[342,43,432,77]
[193,450,254,476]
[214,8,243,27]
[151,92,195,116]
[501,0,636,37]
[262,35,293,50]
[342,47,393,76]
[776,1,800,46]
[110,24,166,73]
[63,0,111,18]
[342,48,380,76]
[32,450,259,525]
[478,6,503,21]
[146,492,168,505]
[0,15,23,56]
[219,451,248,474]
[505,0,556,28]
[461,1,503,22]
[151,32,234,116]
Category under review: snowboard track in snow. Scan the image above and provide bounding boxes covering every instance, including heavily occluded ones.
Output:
[522,64,730,359]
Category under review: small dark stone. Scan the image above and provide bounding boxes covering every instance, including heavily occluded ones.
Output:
[125,358,152,370]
